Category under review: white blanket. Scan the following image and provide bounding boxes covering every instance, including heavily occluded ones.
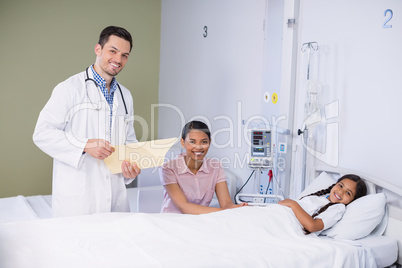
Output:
[0,205,376,268]
[0,195,39,223]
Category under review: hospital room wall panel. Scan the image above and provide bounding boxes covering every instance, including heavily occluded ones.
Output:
[158,0,294,194]
[158,0,264,185]
[291,0,402,194]
[0,0,161,198]
[159,0,402,199]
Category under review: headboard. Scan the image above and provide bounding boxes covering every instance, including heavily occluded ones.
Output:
[312,165,402,265]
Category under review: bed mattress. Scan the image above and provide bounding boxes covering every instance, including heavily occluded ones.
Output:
[0,194,397,267]
[358,236,398,267]
[0,206,378,268]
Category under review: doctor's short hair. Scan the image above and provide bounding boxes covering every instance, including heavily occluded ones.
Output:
[181,121,211,141]
[98,26,133,52]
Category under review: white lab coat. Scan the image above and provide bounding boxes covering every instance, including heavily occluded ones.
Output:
[33,67,137,217]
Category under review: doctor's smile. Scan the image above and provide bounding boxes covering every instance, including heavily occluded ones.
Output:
[94,34,131,82]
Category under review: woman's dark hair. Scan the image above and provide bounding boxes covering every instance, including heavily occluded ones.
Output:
[301,174,367,234]
[98,26,133,52]
[181,121,211,141]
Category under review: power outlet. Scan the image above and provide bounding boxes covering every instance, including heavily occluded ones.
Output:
[253,197,264,203]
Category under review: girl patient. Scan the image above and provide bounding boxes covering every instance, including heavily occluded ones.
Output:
[279,174,367,234]
[160,120,247,214]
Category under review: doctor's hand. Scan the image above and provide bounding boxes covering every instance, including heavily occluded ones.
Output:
[83,139,115,160]
[122,161,141,179]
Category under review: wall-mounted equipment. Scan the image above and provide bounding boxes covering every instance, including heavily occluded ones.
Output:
[248,130,272,169]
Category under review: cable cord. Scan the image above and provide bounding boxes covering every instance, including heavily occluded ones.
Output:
[264,179,272,203]
[263,170,286,203]
[234,170,255,204]
[271,171,286,203]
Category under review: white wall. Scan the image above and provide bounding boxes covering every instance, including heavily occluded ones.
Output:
[291,0,402,192]
[158,0,294,194]
[159,0,402,199]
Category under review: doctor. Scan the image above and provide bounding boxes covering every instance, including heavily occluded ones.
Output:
[33,26,140,217]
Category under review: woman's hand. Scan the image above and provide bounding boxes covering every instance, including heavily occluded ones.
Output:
[225,202,249,209]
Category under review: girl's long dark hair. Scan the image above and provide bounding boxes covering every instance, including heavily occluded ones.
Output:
[301,174,367,234]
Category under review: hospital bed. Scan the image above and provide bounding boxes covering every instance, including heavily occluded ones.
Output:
[0,167,239,221]
[0,165,401,268]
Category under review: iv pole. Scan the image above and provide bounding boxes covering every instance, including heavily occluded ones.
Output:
[297,42,319,191]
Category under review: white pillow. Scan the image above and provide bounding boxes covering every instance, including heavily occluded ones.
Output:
[367,203,388,237]
[298,172,336,199]
[321,193,387,240]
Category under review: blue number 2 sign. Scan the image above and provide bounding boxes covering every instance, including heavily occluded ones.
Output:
[383,9,393,28]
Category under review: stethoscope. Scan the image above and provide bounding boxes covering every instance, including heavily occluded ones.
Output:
[84,66,128,115]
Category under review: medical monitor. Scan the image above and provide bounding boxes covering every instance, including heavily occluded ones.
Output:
[249,130,271,168]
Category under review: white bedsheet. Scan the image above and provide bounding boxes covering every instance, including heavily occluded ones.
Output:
[0,195,39,223]
[0,205,376,268]
[358,236,398,267]
[26,195,52,219]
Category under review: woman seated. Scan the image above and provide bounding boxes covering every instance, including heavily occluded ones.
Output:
[160,120,247,214]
